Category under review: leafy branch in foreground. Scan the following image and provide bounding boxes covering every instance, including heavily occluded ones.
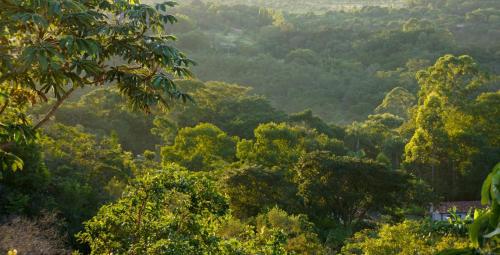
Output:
[437,163,500,255]
[469,163,500,251]
[0,0,194,170]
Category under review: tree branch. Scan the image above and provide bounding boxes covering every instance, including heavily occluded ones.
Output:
[136,193,149,229]
[0,100,8,115]
[33,87,76,129]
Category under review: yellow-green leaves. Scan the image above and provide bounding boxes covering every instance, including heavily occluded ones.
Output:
[480,163,500,206]
[77,167,230,254]
[404,55,499,200]
[0,150,24,172]
[468,163,500,249]
[161,123,238,171]
[342,220,471,255]
[237,122,345,169]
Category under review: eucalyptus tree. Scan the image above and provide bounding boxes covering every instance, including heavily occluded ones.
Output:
[0,0,193,170]
[404,55,499,199]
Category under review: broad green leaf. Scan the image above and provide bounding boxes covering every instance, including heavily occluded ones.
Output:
[481,172,493,205]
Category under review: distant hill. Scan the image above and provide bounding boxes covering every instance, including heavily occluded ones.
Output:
[139,0,500,123]
[145,0,407,13]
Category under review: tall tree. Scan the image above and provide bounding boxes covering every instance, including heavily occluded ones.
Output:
[404,54,499,200]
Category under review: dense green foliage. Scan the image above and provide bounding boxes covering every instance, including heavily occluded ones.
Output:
[467,163,500,252]
[404,55,499,200]
[162,0,500,123]
[293,151,408,226]
[0,0,499,254]
[172,0,407,13]
[161,123,238,171]
[77,165,330,254]
[0,0,194,170]
[341,220,471,255]
[78,166,230,254]
[237,122,345,169]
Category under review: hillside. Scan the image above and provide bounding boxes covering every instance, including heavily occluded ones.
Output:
[163,0,500,123]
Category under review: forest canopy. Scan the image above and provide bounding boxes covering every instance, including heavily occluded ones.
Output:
[0,0,499,254]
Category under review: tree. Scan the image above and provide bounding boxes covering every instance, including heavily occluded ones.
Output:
[404,93,452,196]
[285,48,319,66]
[77,165,291,255]
[0,142,50,216]
[344,113,405,169]
[287,109,342,139]
[255,207,325,255]
[153,80,285,140]
[217,208,325,255]
[77,165,230,254]
[0,86,36,171]
[31,88,162,154]
[404,54,499,200]
[40,124,134,243]
[161,123,238,171]
[237,123,345,169]
[402,18,434,32]
[293,151,408,226]
[341,220,470,255]
[1,122,135,248]
[374,87,416,119]
[0,0,193,169]
[221,164,299,218]
[472,91,500,146]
